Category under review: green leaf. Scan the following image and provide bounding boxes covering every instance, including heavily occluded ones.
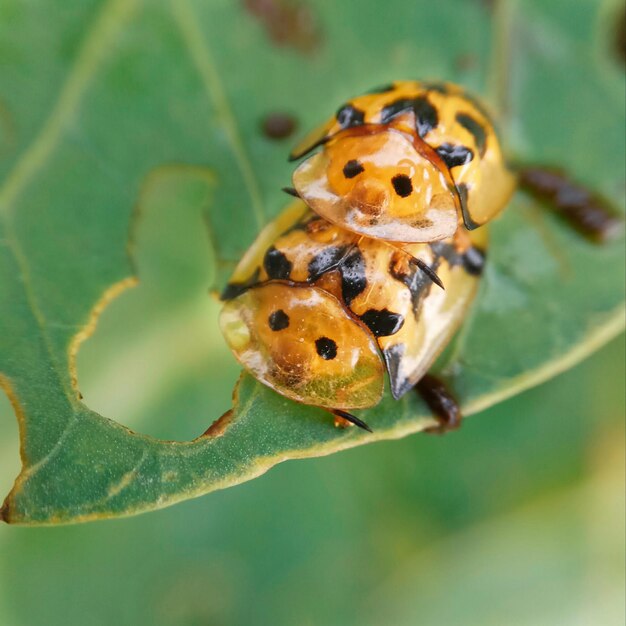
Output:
[0,0,624,525]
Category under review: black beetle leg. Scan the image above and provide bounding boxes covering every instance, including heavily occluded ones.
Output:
[330,409,373,433]
[517,166,623,243]
[416,374,462,434]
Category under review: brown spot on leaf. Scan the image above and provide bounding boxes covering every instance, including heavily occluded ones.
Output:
[243,0,321,53]
[456,53,478,71]
[261,112,297,139]
[201,409,236,438]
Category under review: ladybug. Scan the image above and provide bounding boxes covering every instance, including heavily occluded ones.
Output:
[220,202,486,431]
[220,81,619,433]
[290,80,516,242]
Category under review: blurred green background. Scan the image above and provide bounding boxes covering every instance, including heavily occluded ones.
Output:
[1,0,625,623]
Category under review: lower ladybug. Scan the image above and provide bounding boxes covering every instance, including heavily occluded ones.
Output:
[220,200,487,433]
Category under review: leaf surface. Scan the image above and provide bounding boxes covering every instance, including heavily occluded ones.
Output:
[0,0,624,524]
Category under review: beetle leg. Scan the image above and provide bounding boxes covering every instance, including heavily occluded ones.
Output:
[517,166,623,243]
[281,186,300,198]
[416,374,462,434]
[330,409,373,433]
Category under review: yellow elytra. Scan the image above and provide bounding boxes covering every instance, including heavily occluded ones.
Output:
[291,80,515,242]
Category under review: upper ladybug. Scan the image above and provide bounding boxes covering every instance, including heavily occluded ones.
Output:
[290,80,516,243]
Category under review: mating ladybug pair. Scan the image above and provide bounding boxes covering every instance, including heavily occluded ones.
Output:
[219,80,619,433]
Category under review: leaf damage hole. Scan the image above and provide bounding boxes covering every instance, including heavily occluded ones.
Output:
[74,164,240,443]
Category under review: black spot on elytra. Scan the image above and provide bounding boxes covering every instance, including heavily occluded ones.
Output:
[380,98,414,124]
[268,309,290,331]
[383,344,411,400]
[412,97,439,136]
[360,309,404,337]
[315,336,337,360]
[308,245,348,281]
[463,247,486,276]
[336,104,365,128]
[429,241,461,267]
[456,113,487,156]
[220,268,261,301]
[380,96,439,137]
[431,240,481,277]
[264,246,292,279]
[429,239,482,277]
[391,174,413,197]
[436,143,474,169]
[339,248,367,305]
[343,159,365,179]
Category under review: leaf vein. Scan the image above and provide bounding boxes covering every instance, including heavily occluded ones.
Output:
[0,0,140,217]
[170,0,267,230]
